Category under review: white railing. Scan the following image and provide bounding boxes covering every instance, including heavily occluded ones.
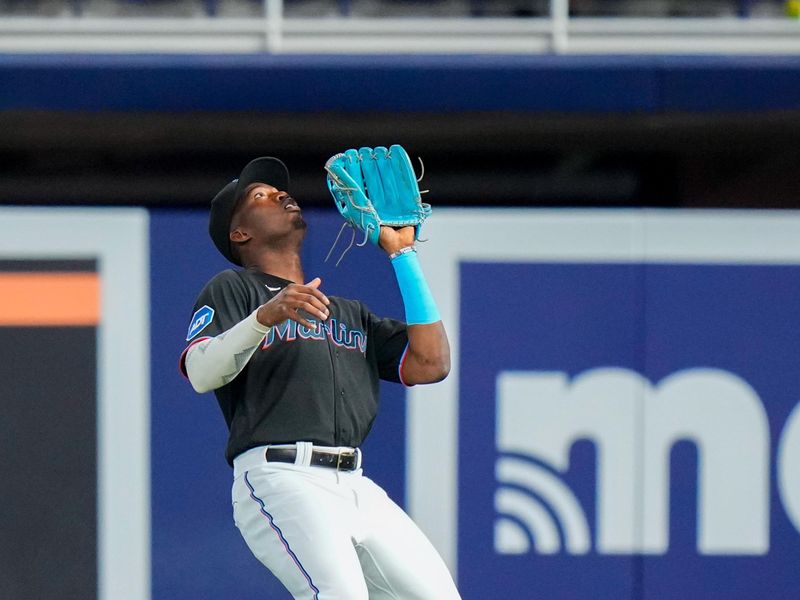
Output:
[0,0,798,54]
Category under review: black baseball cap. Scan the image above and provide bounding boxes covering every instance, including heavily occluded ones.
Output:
[209,157,290,265]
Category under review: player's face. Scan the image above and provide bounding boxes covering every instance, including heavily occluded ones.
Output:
[233,182,306,242]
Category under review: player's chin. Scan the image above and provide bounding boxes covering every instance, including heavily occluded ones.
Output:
[292,214,308,230]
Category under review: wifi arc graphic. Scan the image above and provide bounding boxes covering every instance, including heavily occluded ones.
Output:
[494,454,591,555]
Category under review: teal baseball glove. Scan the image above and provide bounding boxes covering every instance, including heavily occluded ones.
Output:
[324,145,432,253]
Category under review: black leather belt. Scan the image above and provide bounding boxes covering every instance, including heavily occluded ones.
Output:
[265,446,360,471]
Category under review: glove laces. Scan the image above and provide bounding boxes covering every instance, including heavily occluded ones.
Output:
[324,222,374,267]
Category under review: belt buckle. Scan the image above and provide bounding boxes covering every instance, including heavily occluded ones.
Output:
[337,449,355,471]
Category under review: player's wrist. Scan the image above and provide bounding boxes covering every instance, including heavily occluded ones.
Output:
[388,245,416,261]
[254,306,275,329]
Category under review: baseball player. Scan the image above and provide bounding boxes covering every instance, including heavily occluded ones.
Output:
[180,155,461,599]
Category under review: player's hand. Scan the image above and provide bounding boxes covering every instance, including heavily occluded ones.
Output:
[256,277,330,329]
[379,225,415,255]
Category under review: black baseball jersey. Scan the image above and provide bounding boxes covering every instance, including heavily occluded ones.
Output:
[181,267,409,465]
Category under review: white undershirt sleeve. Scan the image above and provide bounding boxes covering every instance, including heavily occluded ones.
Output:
[184,309,270,393]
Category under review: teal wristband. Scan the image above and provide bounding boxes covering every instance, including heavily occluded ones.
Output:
[391,249,441,325]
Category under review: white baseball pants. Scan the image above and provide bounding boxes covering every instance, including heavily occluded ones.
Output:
[232,444,461,600]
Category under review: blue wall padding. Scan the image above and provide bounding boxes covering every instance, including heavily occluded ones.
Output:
[2,54,799,113]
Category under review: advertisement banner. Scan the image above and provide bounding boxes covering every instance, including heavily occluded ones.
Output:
[411,210,800,599]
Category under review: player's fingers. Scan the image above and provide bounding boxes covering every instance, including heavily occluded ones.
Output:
[274,303,316,329]
[281,290,328,319]
[295,283,330,306]
[295,296,329,320]
[283,281,329,306]
[288,290,327,308]
[291,312,317,329]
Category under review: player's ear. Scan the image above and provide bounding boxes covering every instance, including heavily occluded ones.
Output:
[230,228,252,244]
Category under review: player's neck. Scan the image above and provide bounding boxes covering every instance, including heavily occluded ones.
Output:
[246,250,304,284]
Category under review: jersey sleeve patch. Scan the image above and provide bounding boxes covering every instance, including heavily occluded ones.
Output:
[186,305,215,341]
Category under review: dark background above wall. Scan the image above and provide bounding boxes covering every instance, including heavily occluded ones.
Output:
[2,109,799,208]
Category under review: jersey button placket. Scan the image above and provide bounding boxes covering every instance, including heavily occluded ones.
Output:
[339,390,346,440]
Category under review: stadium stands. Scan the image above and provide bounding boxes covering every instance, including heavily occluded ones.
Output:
[0,0,792,18]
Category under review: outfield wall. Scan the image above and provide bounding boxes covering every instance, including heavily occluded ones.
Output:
[2,207,800,599]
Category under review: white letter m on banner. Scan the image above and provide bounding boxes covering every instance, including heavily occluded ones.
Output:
[494,368,770,556]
